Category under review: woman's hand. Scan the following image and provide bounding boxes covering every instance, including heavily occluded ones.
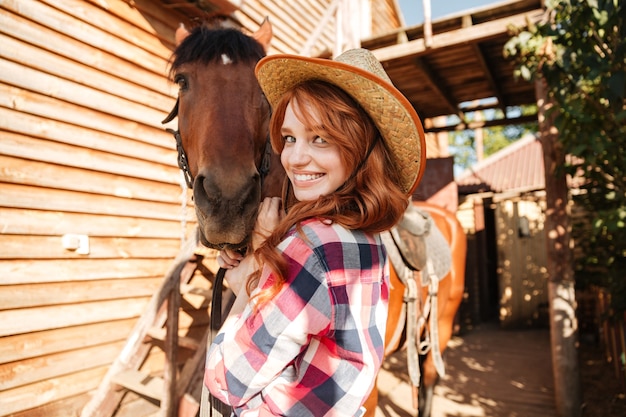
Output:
[216,197,282,294]
[217,248,243,270]
[251,196,283,250]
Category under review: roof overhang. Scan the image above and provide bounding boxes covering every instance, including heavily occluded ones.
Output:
[362,0,546,131]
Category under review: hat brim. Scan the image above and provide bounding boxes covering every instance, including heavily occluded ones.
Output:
[255,54,426,195]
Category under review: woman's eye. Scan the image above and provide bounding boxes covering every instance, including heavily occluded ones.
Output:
[283,135,296,143]
[313,135,328,144]
[174,75,188,91]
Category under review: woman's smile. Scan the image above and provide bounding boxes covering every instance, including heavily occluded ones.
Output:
[280,99,348,202]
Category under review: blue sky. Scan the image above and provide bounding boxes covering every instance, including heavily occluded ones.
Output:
[399,0,504,26]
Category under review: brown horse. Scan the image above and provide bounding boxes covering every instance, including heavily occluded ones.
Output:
[163,18,282,250]
[370,201,466,417]
[165,19,466,417]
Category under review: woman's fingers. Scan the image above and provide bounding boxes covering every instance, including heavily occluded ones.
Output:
[252,197,283,249]
[217,248,243,269]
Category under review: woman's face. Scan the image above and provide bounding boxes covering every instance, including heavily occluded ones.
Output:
[280,99,349,202]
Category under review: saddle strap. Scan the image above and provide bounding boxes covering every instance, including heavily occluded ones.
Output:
[380,231,412,286]
[405,277,421,388]
[383,231,423,388]
[425,261,446,378]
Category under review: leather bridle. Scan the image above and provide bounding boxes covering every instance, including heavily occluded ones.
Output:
[161,97,273,189]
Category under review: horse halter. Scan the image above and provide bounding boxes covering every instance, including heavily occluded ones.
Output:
[162,97,273,189]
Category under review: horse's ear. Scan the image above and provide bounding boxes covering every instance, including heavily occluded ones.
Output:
[252,17,272,52]
[175,23,190,46]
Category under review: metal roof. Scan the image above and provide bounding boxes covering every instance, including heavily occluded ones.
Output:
[456,134,545,194]
[363,0,545,131]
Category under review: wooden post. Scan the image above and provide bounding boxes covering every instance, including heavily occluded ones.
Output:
[535,78,582,417]
[161,288,180,417]
[422,0,432,48]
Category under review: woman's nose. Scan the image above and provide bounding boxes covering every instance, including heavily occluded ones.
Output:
[287,141,310,165]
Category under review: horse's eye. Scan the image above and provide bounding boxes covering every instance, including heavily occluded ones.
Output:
[174,75,188,91]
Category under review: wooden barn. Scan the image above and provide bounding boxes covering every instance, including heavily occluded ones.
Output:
[0,0,547,416]
[456,135,550,329]
[0,0,412,416]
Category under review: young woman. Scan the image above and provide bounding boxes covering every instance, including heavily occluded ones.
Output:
[204,48,426,416]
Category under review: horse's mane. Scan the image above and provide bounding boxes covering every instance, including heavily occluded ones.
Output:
[170,23,266,75]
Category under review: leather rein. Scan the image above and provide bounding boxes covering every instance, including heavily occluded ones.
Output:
[161,97,273,189]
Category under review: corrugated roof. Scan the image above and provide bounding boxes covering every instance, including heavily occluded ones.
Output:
[456,134,544,194]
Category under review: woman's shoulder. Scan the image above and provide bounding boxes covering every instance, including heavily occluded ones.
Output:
[295,219,386,282]
[295,218,381,248]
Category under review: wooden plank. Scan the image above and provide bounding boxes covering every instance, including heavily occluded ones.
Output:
[177,308,211,331]
[0,207,193,238]
[112,370,164,402]
[0,366,107,416]
[0,320,136,364]
[106,391,160,417]
[84,0,184,47]
[0,183,194,221]
[162,287,181,414]
[0,33,172,113]
[0,297,151,337]
[0,340,126,391]
[146,327,200,351]
[0,235,182,259]
[5,393,90,417]
[0,8,173,95]
[0,83,174,150]
[0,156,186,205]
[41,0,174,57]
[0,58,168,129]
[80,241,199,417]
[0,110,177,172]
[0,278,162,309]
[371,11,543,62]
[291,0,335,42]
[252,2,308,51]
[1,0,168,75]
[233,8,295,55]
[0,258,175,285]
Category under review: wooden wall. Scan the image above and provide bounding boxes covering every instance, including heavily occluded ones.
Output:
[233,0,403,56]
[0,1,198,415]
[494,192,549,328]
[0,1,405,416]
[457,191,551,329]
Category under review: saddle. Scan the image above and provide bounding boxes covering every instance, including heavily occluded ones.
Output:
[382,203,452,390]
[387,204,451,286]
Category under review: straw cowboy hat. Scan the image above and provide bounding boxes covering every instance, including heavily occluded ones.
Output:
[255,48,426,195]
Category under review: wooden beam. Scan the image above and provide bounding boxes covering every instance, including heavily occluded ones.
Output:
[371,10,543,62]
[471,43,506,112]
[425,114,538,133]
[414,57,466,122]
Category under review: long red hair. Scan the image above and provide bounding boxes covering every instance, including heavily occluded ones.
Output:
[249,80,409,302]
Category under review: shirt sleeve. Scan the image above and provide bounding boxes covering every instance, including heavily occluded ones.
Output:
[204,234,333,408]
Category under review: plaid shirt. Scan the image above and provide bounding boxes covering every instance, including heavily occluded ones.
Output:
[205,219,389,416]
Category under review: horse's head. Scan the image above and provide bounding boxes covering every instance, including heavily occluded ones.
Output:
[165,19,283,250]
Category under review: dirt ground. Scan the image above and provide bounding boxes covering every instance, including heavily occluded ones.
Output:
[578,340,626,417]
[374,322,626,417]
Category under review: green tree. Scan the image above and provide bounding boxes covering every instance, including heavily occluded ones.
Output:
[505,0,626,312]
[505,2,624,415]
